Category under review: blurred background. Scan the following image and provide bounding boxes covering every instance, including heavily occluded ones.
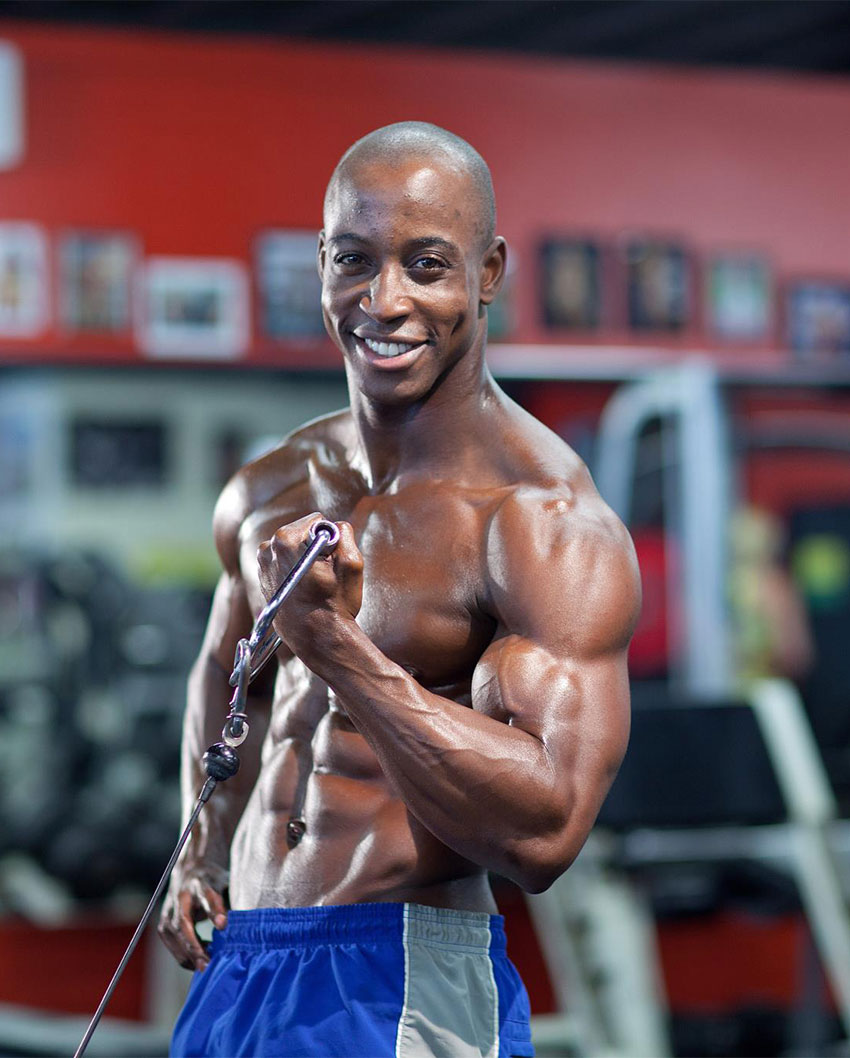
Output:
[1,1,850,1055]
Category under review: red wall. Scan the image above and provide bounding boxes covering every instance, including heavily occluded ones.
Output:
[2,22,850,364]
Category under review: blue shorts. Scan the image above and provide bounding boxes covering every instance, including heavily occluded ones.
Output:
[170,902,534,1057]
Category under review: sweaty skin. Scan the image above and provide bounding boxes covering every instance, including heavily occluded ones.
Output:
[158,137,640,972]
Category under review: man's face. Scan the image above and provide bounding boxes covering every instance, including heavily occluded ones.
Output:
[319,153,503,406]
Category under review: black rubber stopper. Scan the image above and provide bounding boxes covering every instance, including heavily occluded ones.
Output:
[203,742,241,782]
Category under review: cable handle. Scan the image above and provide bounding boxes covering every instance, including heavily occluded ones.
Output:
[309,518,343,551]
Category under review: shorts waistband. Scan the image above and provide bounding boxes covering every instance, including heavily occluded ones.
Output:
[213,903,506,954]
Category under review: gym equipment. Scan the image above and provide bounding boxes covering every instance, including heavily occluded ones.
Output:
[73,519,340,1058]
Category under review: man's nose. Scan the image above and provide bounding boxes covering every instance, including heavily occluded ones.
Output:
[360,264,411,321]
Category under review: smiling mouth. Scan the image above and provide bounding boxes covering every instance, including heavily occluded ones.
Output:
[360,336,424,359]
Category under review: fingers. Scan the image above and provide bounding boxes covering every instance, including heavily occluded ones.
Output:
[180,890,213,971]
[157,895,207,972]
[157,883,228,972]
[257,512,322,578]
[333,519,361,569]
[261,513,324,552]
[331,521,364,616]
[200,884,229,932]
[258,514,361,584]
[255,514,363,629]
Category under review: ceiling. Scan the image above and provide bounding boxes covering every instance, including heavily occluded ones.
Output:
[1,0,850,76]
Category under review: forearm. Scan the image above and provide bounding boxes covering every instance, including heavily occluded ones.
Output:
[297,616,571,888]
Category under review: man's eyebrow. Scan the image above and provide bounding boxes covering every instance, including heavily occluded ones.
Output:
[327,234,460,253]
[405,236,459,253]
[327,233,368,245]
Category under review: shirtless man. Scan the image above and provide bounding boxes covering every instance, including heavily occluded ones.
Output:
[159,121,639,1058]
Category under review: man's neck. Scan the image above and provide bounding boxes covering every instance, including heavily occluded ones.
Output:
[347,356,496,494]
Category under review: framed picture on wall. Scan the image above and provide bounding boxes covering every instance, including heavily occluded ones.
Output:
[540,239,601,329]
[69,416,168,488]
[787,280,850,359]
[59,231,139,334]
[137,257,250,360]
[0,222,49,338]
[624,237,691,332]
[255,230,324,340]
[705,253,773,343]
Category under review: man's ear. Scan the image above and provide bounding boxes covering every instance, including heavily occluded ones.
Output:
[317,231,326,280]
[479,237,507,305]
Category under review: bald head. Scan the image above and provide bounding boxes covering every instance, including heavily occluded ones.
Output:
[324,122,496,251]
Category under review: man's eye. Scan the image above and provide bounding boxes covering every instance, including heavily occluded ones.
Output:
[334,253,366,267]
[411,256,447,272]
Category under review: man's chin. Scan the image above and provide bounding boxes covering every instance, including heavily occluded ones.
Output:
[354,375,431,409]
[343,348,428,399]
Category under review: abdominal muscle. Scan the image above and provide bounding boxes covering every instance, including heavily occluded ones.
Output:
[227,685,496,914]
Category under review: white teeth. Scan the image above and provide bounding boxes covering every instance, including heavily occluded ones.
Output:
[363,337,416,358]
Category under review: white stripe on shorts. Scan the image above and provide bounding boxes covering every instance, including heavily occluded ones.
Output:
[395,903,499,1058]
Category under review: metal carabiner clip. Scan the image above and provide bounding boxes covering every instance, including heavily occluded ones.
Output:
[223,639,252,746]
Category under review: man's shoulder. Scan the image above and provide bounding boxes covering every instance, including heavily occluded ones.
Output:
[485,397,601,522]
[212,408,355,568]
[492,465,632,561]
[484,401,639,630]
[486,469,640,648]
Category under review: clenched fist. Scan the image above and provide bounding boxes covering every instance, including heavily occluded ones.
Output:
[257,514,363,655]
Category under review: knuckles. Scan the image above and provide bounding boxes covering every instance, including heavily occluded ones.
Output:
[257,516,362,573]
[254,516,364,618]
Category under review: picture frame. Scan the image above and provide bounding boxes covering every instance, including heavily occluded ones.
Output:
[59,230,139,334]
[0,222,49,338]
[540,238,601,330]
[137,257,250,360]
[705,253,773,343]
[787,280,850,359]
[624,237,691,332]
[255,230,324,340]
[69,416,168,488]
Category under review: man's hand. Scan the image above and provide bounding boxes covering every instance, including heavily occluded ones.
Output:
[257,514,363,651]
[157,860,230,972]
